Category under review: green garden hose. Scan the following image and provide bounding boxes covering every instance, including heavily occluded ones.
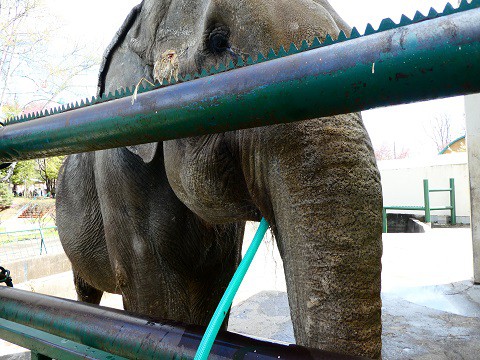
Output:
[194,218,270,360]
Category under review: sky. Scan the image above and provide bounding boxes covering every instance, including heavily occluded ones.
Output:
[44,0,467,158]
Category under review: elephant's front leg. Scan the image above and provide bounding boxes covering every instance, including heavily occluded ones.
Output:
[94,147,244,325]
[108,232,187,319]
[108,221,244,326]
[274,190,382,359]
[246,117,383,359]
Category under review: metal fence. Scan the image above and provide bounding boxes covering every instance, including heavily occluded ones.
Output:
[1,4,480,162]
[0,226,62,263]
[382,178,457,233]
[0,199,62,263]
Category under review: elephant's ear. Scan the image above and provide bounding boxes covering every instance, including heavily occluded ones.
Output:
[97,2,144,97]
[311,0,351,34]
[96,1,158,164]
[127,143,158,163]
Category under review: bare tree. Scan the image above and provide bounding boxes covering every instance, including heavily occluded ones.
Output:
[395,147,410,160]
[0,0,98,120]
[374,143,392,160]
[1,1,98,196]
[426,114,452,152]
[1,0,47,111]
[374,142,409,160]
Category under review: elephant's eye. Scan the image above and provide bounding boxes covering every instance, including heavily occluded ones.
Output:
[207,25,230,54]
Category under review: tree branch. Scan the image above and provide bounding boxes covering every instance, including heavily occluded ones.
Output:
[0,162,16,182]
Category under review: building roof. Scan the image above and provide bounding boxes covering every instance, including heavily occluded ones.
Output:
[438,135,466,155]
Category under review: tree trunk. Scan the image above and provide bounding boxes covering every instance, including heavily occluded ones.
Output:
[45,179,52,194]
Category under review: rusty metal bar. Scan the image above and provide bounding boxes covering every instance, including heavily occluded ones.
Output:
[1,8,480,162]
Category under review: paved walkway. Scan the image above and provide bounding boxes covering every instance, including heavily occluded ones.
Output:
[230,226,480,359]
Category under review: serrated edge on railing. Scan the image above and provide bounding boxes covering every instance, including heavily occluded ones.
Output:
[4,0,479,126]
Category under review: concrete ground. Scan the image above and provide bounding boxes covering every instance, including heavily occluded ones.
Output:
[1,223,479,359]
[233,225,480,359]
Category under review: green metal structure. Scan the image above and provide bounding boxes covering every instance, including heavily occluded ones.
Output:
[382,178,457,233]
[0,287,364,360]
[438,135,466,155]
[0,226,57,255]
[1,2,480,162]
[0,318,127,360]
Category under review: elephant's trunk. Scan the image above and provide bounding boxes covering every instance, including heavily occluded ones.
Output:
[241,114,383,359]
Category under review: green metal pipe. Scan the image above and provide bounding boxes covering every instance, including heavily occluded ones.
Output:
[0,287,364,360]
[382,208,387,233]
[0,318,127,360]
[1,8,480,161]
[38,227,47,255]
[423,180,431,223]
[195,218,269,360]
[449,178,456,225]
[0,226,57,236]
[383,206,425,210]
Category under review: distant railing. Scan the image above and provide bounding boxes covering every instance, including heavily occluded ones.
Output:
[382,178,456,233]
[0,226,61,262]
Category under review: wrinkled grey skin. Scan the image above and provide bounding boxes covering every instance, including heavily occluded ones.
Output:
[57,0,383,358]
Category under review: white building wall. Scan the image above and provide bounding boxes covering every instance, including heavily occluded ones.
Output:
[379,153,469,220]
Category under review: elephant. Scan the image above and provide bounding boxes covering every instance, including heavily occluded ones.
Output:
[56,0,383,358]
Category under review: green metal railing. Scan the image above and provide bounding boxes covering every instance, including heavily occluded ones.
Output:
[1,5,480,162]
[0,226,57,255]
[382,178,456,233]
[0,319,127,360]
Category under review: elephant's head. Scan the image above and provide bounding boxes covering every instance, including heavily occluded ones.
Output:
[99,0,350,101]
[100,1,382,358]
